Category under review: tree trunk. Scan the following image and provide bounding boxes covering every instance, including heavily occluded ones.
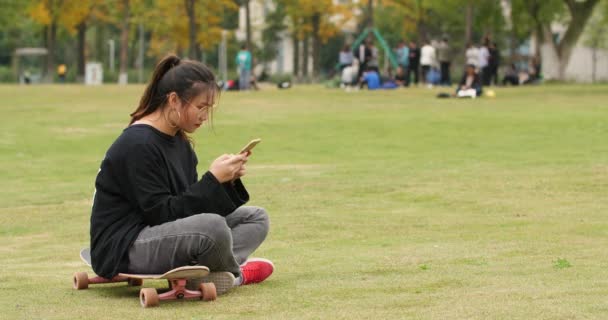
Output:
[119,0,130,84]
[464,2,473,46]
[292,34,299,79]
[416,0,425,42]
[245,0,252,50]
[302,35,309,80]
[137,23,145,83]
[185,0,200,60]
[77,22,86,83]
[367,0,373,28]
[417,19,424,43]
[46,22,57,82]
[94,23,104,61]
[311,13,320,79]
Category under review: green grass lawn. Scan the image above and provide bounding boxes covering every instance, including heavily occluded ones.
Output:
[1,84,607,319]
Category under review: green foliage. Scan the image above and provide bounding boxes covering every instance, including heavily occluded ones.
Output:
[0,1,42,65]
[319,33,346,75]
[583,1,608,49]
[511,0,565,42]
[220,0,240,29]
[553,258,572,269]
[374,4,414,46]
[0,66,16,82]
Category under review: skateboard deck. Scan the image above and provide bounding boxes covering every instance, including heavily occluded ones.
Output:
[80,248,210,279]
[74,248,217,307]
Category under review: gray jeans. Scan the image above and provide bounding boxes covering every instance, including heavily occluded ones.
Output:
[239,69,250,90]
[127,206,269,277]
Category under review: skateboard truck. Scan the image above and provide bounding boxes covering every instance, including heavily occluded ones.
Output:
[73,271,217,308]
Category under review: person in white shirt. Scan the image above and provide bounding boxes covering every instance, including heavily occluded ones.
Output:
[465,43,479,69]
[339,44,353,71]
[420,40,436,85]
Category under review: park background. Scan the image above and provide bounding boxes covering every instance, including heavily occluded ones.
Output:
[2,0,608,84]
[1,1,608,319]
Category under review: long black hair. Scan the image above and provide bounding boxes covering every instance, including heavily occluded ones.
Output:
[130,55,220,140]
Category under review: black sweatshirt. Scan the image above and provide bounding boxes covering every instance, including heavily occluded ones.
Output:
[90,124,249,278]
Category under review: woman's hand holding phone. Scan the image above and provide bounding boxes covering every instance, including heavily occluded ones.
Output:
[209,154,248,183]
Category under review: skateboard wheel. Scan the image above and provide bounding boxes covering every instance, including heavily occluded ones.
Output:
[199,282,217,301]
[73,272,89,290]
[128,278,143,286]
[140,288,159,308]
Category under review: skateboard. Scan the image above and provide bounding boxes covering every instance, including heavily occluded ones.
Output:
[74,248,217,308]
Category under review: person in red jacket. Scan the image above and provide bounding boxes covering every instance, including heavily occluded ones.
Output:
[90,55,273,295]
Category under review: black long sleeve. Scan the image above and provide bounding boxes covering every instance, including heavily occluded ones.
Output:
[90,124,249,278]
[123,144,247,226]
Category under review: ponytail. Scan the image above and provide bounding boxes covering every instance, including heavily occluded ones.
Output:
[129,55,181,124]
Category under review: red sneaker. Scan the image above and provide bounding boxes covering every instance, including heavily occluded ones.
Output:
[240,258,274,285]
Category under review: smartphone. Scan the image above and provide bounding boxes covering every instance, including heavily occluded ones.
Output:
[239,138,261,154]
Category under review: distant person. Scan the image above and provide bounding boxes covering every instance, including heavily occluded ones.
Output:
[420,40,437,86]
[57,64,67,83]
[456,64,482,98]
[249,73,260,91]
[355,40,372,81]
[465,42,479,69]
[394,66,408,87]
[23,70,31,84]
[341,58,360,90]
[406,41,420,86]
[523,56,542,84]
[367,41,379,73]
[90,55,273,296]
[436,38,451,86]
[396,41,410,86]
[488,42,500,86]
[235,44,252,90]
[502,63,519,86]
[339,44,353,71]
[426,67,441,86]
[478,40,491,85]
[360,67,381,90]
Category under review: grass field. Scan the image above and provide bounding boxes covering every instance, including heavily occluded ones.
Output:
[1,84,607,319]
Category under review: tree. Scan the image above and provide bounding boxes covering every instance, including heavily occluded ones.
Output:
[285,0,352,79]
[245,0,252,50]
[284,3,306,78]
[373,0,420,45]
[28,0,108,82]
[381,0,427,42]
[118,0,130,84]
[28,0,63,81]
[69,1,110,82]
[0,0,38,66]
[185,0,201,60]
[146,0,238,62]
[513,0,602,80]
[260,2,287,66]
